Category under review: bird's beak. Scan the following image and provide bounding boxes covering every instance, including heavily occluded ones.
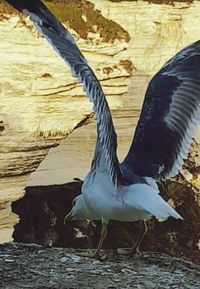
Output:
[64,210,73,224]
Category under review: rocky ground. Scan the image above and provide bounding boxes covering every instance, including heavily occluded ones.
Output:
[0,242,200,289]
[0,2,200,287]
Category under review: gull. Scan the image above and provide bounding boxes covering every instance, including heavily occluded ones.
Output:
[7,0,200,258]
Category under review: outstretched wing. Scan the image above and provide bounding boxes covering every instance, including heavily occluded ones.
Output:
[6,0,122,186]
[122,40,200,180]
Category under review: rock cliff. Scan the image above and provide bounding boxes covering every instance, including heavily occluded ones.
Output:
[0,0,199,252]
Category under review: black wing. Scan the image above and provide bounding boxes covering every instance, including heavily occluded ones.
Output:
[6,0,121,186]
[122,40,200,180]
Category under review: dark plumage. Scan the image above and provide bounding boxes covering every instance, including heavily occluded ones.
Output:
[123,43,200,180]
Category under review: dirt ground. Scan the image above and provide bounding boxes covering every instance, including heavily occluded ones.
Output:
[0,242,200,289]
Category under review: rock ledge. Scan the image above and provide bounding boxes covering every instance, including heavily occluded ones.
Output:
[0,242,200,289]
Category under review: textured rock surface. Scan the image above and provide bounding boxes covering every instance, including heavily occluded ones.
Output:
[92,0,200,75]
[0,243,200,289]
[0,0,199,245]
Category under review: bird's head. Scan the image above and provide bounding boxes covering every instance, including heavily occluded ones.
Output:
[64,195,88,223]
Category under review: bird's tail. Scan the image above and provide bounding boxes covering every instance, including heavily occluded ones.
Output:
[149,196,183,220]
[126,184,183,220]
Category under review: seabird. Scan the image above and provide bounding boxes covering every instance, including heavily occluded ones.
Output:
[7,0,200,259]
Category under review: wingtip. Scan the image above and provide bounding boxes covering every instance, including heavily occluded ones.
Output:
[176,213,184,220]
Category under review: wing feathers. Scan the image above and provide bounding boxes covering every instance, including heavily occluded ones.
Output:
[122,41,200,180]
[6,0,121,187]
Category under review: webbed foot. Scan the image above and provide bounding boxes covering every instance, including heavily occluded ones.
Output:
[90,249,107,260]
[117,244,141,256]
[76,249,107,260]
[117,247,134,255]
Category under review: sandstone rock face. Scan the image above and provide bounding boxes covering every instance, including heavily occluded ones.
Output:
[92,0,200,75]
[0,1,129,243]
[0,0,199,244]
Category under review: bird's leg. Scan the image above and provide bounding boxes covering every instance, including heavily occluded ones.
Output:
[132,220,148,253]
[76,223,108,259]
[91,222,107,259]
[117,221,148,255]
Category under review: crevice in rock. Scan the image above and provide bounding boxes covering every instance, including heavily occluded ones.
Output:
[12,179,200,264]
[0,120,4,132]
